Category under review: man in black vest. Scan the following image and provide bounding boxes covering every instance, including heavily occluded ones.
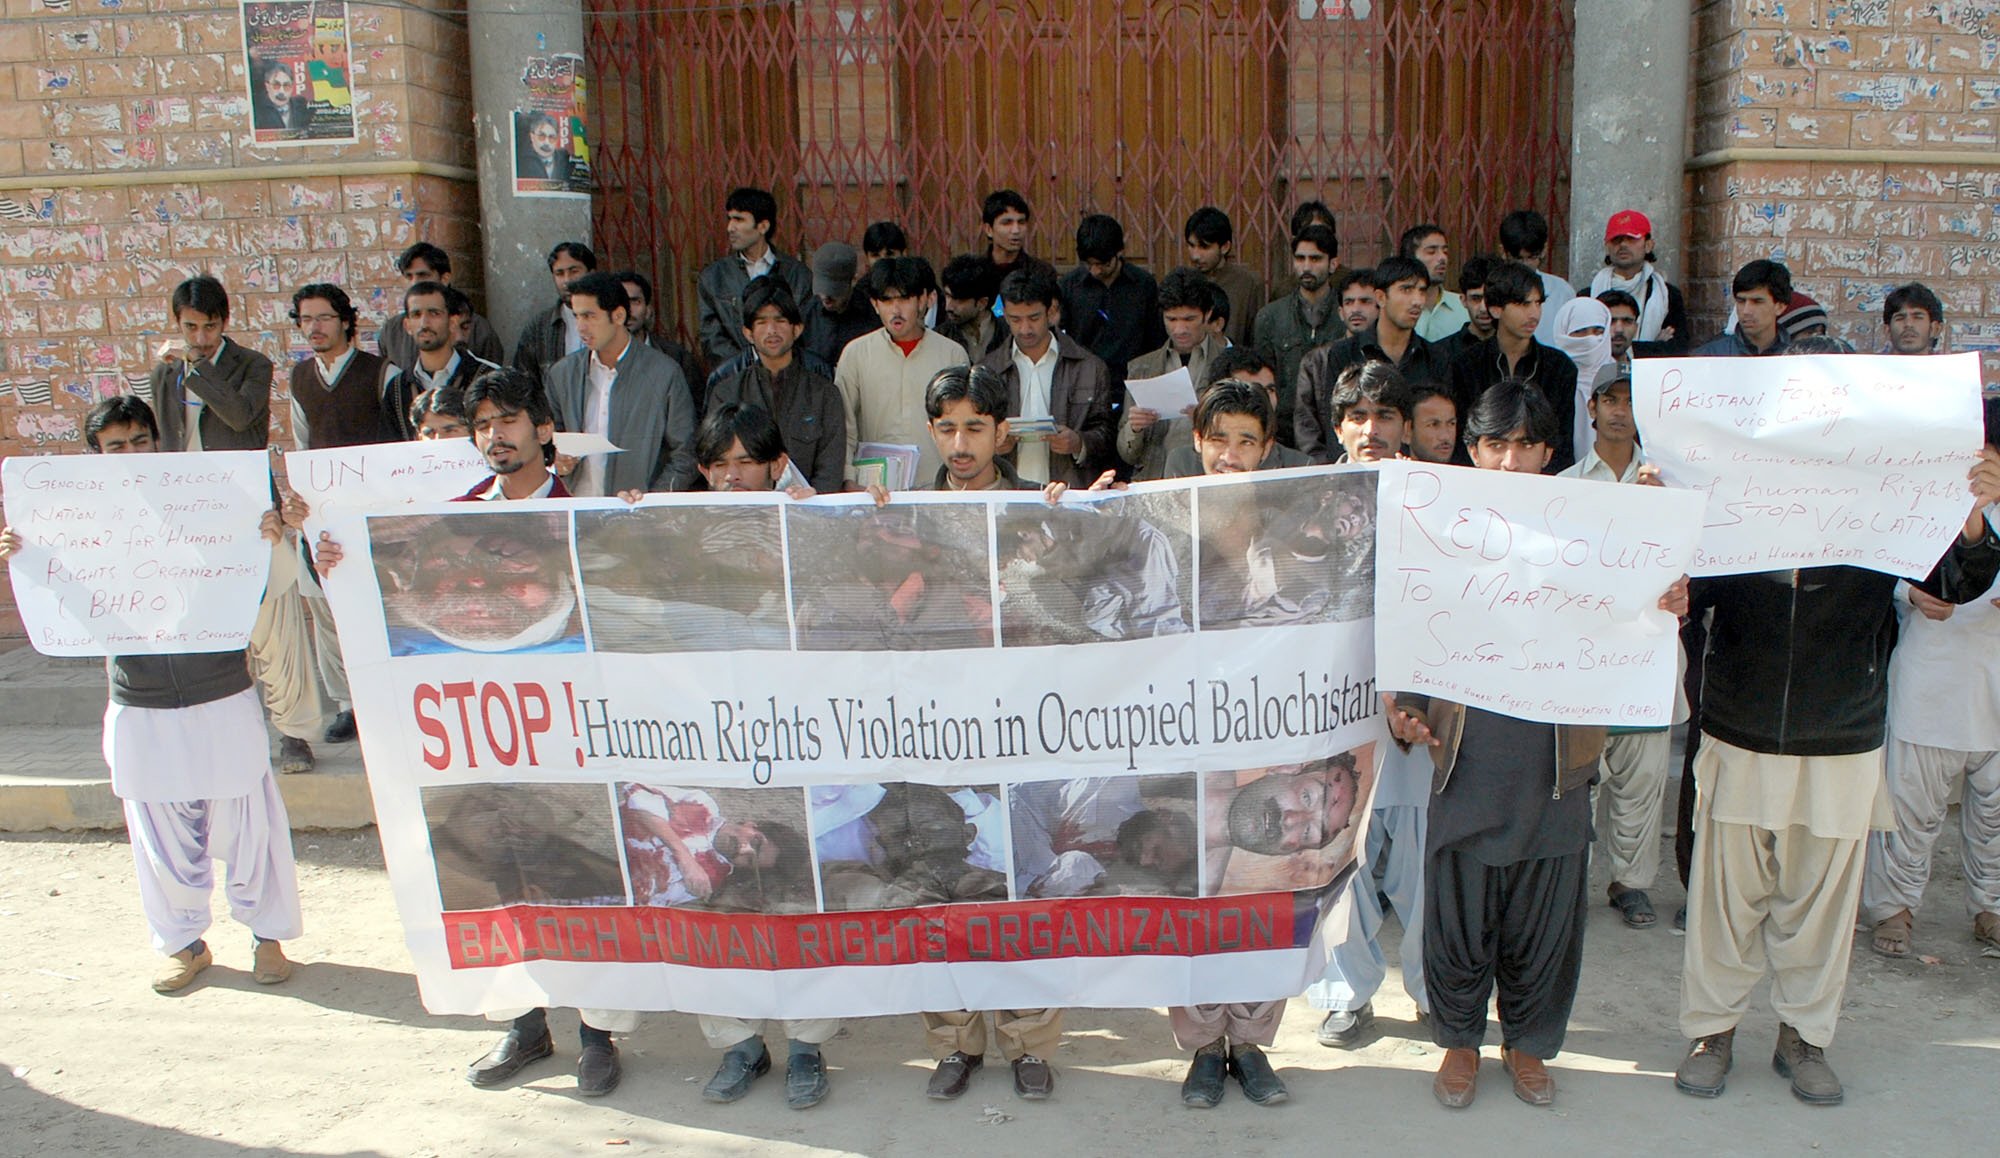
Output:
[274,283,411,754]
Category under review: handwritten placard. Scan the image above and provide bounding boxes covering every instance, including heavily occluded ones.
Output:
[2,450,274,656]
[283,439,488,541]
[1632,353,1984,579]
[1374,461,1703,726]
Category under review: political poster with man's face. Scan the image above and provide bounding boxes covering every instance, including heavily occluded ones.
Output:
[242,0,358,145]
[512,54,593,198]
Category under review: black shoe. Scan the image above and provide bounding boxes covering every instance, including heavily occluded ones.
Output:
[1672,905,1688,934]
[1180,1044,1228,1108]
[577,1042,621,1097]
[785,1048,830,1109]
[323,709,357,743]
[926,1051,982,1100]
[466,1028,555,1087]
[1230,1044,1289,1106]
[1010,1054,1055,1100]
[702,1041,770,1103]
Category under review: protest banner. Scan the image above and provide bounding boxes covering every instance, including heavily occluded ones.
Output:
[242,0,358,145]
[2,450,273,656]
[1631,353,1985,579]
[1373,461,1702,726]
[284,438,488,543]
[316,465,1389,1017]
[512,53,592,198]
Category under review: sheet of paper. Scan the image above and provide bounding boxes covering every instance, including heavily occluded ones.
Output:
[2,450,274,656]
[1124,366,1198,415]
[554,431,621,457]
[1374,461,1705,726]
[1631,353,1984,579]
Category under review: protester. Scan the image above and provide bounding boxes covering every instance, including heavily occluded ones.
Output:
[980,189,1058,286]
[614,270,707,411]
[1860,397,2000,959]
[1183,206,1266,346]
[378,243,505,370]
[936,254,1006,362]
[544,272,697,495]
[1296,256,1438,464]
[1694,260,1793,357]
[300,368,640,1095]
[511,241,595,388]
[1558,372,1680,930]
[1159,349,1313,477]
[1430,255,1496,366]
[1550,296,1614,463]
[1120,267,1228,480]
[1404,380,1458,465]
[835,256,969,483]
[1334,267,1378,338]
[1383,380,1689,1111]
[402,281,500,400]
[2,396,302,994]
[1401,224,1468,342]
[1673,341,2000,1105]
[800,241,882,367]
[1585,210,1686,353]
[1595,288,1640,377]
[705,278,846,495]
[698,187,815,365]
[1496,209,1573,345]
[1251,222,1343,446]
[1173,376,1296,1109]
[1325,361,1411,464]
[984,267,1117,489]
[1882,282,1945,355]
[1445,261,1578,473]
[1058,213,1163,384]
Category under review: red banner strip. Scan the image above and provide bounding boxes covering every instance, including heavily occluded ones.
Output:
[443,893,1299,971]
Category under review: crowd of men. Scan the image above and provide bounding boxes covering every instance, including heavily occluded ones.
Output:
[2,185,1996,1114]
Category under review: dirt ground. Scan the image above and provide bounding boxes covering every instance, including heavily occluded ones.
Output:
[1,827,1994,1158]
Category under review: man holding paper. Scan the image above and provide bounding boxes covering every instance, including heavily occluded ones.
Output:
[982,267,1116,491]
[545,272,698,497]
[2,396,302,995]
[1672,410,2000,1105]
[1381,381,1690,1111]
[1119,268,1227,480]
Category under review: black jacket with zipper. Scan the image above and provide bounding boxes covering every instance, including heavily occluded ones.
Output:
[1692,524,2000,756]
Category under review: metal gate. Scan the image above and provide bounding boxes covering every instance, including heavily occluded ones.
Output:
[587,0,1572,347]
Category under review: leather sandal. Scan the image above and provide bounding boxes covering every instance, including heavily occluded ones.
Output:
[1871,910,1913,958]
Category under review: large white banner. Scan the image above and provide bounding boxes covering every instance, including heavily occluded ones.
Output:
[2,450,273,656]
[317,465,1390,1018]
[1373,461,1703,726]
[1632,353,1985,579]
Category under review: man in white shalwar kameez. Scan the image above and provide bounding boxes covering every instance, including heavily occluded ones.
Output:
[1,395,302,994]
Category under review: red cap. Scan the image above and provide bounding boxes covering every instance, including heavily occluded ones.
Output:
[1604,210,1651,241]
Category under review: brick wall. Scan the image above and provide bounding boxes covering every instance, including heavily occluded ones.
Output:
[1687,0,2000,376]
[0,0,480,647]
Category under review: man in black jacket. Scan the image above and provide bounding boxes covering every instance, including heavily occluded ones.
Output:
[1674,440,2000,1105]
[512,241,596,388]
[706,278,847,495]
[1295,256,1440,464]
[1445,261,1578,473]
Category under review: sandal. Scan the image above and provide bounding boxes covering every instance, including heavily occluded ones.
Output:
[1871,910,1913,958]
[1974,912,2000,956]
[1608,886,1657,928]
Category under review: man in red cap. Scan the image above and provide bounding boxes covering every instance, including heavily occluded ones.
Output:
[1585,210,1688,355]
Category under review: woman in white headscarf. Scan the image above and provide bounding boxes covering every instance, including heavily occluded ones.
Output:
[1552,297,1614,465]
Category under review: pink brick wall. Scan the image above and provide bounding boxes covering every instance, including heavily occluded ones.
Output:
[1688,0,2000,378]
[0,0,479,648]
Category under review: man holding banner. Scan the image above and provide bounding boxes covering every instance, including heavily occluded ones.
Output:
[1382,381,1690,1110]
[304,369,638,1097]
[1309,361,1433,1049]
[2,397,302,994]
